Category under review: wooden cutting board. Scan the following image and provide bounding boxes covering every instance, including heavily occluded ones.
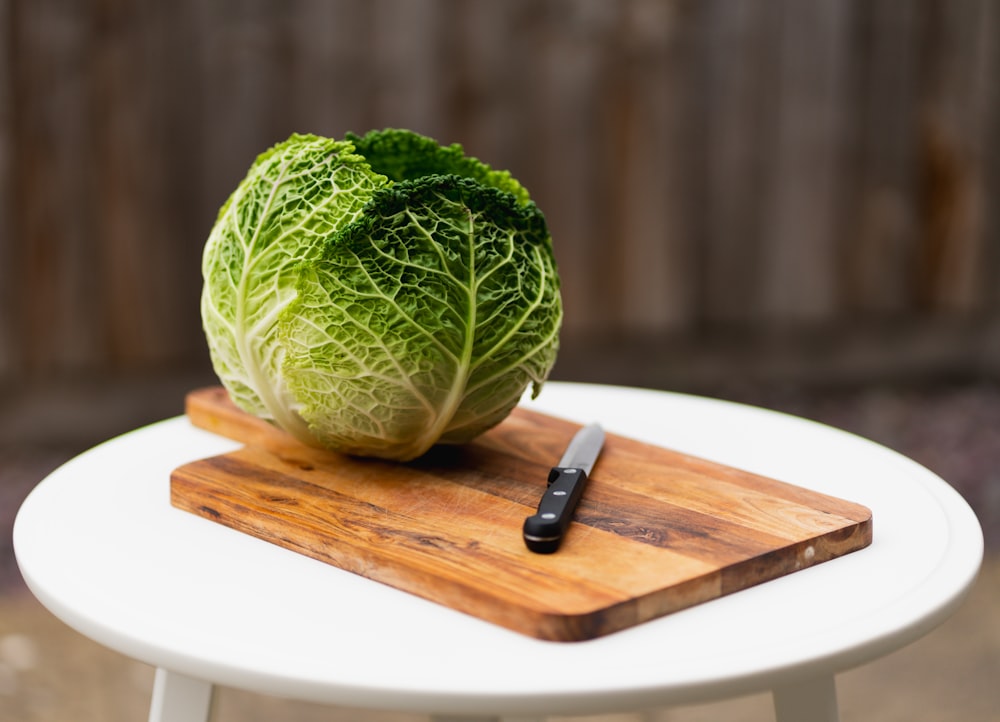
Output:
[171,387,872,642]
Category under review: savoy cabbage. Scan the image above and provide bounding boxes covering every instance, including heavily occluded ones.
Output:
[201,129,562,460]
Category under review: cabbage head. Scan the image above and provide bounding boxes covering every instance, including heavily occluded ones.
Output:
[201,129,562,461]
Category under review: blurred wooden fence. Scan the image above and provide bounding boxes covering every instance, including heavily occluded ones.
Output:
[2,0,999,385]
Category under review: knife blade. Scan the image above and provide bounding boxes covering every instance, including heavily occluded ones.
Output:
[522,423,605,554]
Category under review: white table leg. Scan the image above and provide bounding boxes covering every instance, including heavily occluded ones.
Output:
[148,667,214,722]
[772,674,839,722]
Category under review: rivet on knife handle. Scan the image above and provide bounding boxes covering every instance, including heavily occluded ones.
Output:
[523,423,604,554]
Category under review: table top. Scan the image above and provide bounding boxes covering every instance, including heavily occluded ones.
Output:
[14,382,984,717]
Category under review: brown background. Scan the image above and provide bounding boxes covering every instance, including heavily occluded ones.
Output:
[2,0,999,393]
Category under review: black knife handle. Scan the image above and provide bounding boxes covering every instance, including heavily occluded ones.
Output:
[522,467,589,554]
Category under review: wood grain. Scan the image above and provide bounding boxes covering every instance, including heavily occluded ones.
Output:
[170,388,872,641]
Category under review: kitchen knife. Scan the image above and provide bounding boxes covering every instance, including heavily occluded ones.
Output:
[522,423,605,554]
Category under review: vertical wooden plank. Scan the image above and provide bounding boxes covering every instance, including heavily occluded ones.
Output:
[90,0,183,366]
[839,0,921,316]
[143,0,215,366]
[288,1,376,138]
[196,0,298,217]
[914,0,990,313]
[442,1,537,175]
[7,0,104,374]
[525,0,621,336]
[976,0,1000,315]
[700,0,782,324]
[612,0,701,332]
[370,0,449,138]
[759,0,855,324]
[0,0,13,377]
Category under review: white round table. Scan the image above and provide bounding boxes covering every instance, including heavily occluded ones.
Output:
[14,382,984,722]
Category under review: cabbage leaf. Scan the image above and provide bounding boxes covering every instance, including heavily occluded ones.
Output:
[201,129,562,460]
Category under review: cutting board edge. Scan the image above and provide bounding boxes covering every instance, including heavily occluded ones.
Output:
[169,458,873,642]
[168,466,667,642]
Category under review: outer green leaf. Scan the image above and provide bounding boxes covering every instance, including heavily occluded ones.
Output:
[200,134,388,444]
[279,175,561,460]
